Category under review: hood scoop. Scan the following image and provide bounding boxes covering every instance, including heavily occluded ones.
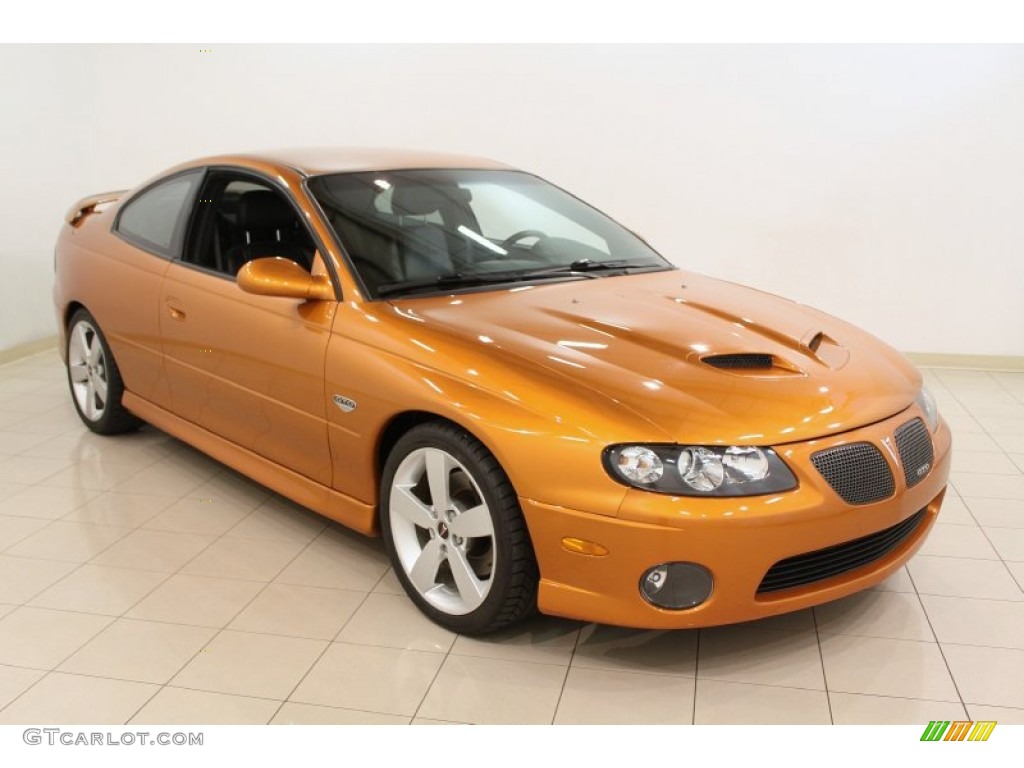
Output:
[703,353,773,370]
[701,353,803,376]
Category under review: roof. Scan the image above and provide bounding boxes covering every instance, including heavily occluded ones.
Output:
[191,147,514,176]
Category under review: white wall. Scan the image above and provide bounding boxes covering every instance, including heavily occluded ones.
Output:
[3,44,1023,356]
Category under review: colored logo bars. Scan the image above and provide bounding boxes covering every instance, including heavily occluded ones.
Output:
[920,721,997,742]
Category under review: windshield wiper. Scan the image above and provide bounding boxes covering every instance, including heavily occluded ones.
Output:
[512,259,664,279]
[376,260,668,298]
[377,272,523,297]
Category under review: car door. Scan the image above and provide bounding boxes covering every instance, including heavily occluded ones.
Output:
[95,169,204,409]
[159,169,335,485]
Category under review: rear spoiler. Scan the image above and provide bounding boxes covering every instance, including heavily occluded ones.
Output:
[65,190,128,227]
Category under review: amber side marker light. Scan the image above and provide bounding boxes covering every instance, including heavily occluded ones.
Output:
[561,537,609,557]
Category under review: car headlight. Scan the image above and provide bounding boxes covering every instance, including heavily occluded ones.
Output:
[603,444,797,496]
[915,385,939,432]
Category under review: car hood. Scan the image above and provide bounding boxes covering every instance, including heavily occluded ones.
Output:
[386,270,921,445]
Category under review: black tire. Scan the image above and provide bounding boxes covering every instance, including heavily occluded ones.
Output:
[379,421,538,635]
[65,309,142,435]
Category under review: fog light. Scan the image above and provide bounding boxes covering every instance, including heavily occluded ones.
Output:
[639,562,713,610]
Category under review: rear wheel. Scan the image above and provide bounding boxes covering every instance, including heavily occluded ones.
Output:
[66,309,141,435]
[380,422,538,634]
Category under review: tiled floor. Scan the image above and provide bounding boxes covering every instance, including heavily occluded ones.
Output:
[0,351,1023,725]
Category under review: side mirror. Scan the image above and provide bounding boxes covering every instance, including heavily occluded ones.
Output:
[237,257,334,301]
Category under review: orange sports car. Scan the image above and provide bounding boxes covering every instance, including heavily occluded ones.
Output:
[53,148,951,634]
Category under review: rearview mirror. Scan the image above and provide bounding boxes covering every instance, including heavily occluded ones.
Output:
[236,257,334,301]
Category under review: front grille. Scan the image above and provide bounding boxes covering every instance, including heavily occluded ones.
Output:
[758,509,927,593]
[811,442,894,505]
[703,353,773,369]
[895,418,934,489]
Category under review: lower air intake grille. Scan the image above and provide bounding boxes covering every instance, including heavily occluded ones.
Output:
[703,353,773,369]
[895,418,934,489]
[811,442,894,505]
[758,509,927,594]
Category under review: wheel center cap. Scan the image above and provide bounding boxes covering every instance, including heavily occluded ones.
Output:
[437,521,450,540]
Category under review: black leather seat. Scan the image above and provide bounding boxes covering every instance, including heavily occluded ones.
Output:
[225,190,310,275]
[390,184,458,278]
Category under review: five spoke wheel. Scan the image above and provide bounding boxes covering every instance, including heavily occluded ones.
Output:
[381,422,538,634]
[68,319,109,422]
[389,447,496,615]
[65,309,140,435]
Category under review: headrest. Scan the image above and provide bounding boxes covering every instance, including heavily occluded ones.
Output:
[391,184,468,217]
[237,190,295,230]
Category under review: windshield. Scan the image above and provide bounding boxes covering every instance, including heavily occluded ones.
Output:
[307,169,673,297]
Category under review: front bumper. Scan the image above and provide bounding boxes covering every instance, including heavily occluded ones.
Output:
[521,406,952,629]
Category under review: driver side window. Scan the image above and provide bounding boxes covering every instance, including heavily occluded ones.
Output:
[184,173,316,277]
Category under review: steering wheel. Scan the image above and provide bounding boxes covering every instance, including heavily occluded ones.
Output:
[501,230,548,248]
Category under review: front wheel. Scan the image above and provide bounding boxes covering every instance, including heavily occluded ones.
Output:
[380,422,538,634]
[66,309,141,435]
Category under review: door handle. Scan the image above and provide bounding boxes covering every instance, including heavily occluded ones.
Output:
[165,297,186,321]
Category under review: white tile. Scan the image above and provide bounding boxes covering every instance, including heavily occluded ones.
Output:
[920,594,1024,649]
[698,626,825,689]
[555,667,694,724]
[963,497,1024,529]
[0,485,100,520]
[870,566,917,593]
[952,451,1021,475]
[950,472,1024,500]
[59,618,215,683]
[0,664,45,709]
[64,492,173,527]
[171,629,326,700]
[276,534,389,591]
[228,583,364,640]
[917,523,999,559]
[225,500,325,544]
[291,642,443,716]
[127,574,264,628]
[337,593,456,652]
[976,416,1024,436]
[966,704,1024,725]
[0,607,113,669]
[814,590,934,641]
[909,556,1023,601]
[830,692,967,724]
[90,529,215,572]
[450,617,581,665]
[43,459,144,491]
[181,537,304,581]
[188,471,270,510]
[951,432,1002,452]
[29,564,168,615]
[418,654,566,724]
[113,456,216,497]
[694,679,831,724]
[271,702,409,725]
[0,514,50,550]
[0,672,158,725]
[943,643,1024,708]
[572,625,697,677]
[142,496,254,536]
[0,456,71,484]
[131,687,279,725]
[984,527,1024,561]
[6,520,130,563]
[0,556,77,604]
[819,634,959,701]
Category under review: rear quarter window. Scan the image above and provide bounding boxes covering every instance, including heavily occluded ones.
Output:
[115,170,203,257]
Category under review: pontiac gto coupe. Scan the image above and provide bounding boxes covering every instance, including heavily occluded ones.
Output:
[54,148,951,633]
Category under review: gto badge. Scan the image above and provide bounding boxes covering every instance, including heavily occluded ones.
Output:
[332,394,357,413]
[916,462,931,478]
